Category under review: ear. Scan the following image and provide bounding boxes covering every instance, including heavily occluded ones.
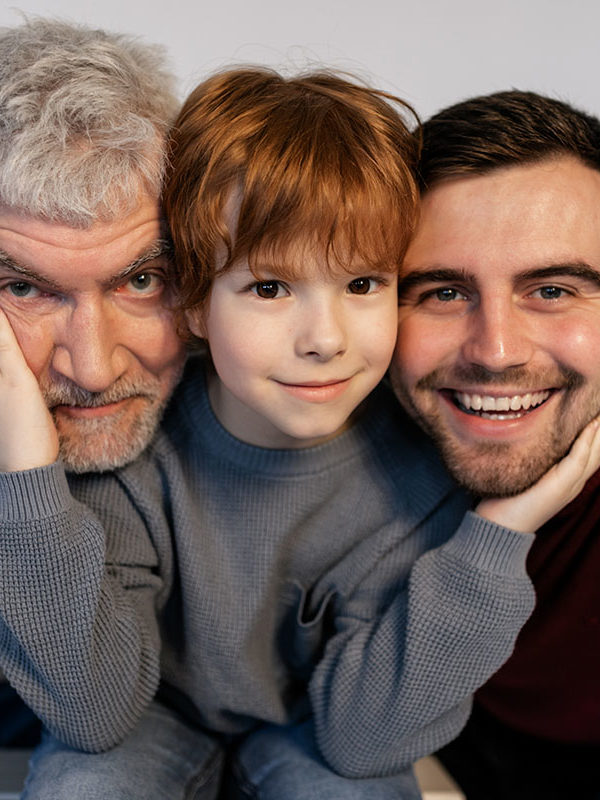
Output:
[185,308,208,339]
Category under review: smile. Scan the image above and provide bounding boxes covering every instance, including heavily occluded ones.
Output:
[276,378,352,403]
[453,389,552,420]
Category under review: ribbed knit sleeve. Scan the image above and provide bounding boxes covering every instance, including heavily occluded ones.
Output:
[0,462,164,752]
[310,511,535,776]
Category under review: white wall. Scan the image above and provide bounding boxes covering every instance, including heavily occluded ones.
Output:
[1,0,599,120]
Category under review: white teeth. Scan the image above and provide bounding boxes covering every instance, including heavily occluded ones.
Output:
[455,389,551,413]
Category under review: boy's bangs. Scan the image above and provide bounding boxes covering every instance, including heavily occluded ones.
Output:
[231,175,414,281]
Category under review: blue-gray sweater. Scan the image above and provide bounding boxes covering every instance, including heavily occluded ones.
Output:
[0,359,535,777]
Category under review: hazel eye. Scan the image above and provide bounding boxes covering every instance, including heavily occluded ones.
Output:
[435,287,461,302]
[128,273,162,293]
[251,281,284,299]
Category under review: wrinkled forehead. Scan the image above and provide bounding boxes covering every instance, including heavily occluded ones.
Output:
[0,196,166,288]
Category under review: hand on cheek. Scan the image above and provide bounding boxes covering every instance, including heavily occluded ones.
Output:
[0,310,59,471]
[476,416,600,533]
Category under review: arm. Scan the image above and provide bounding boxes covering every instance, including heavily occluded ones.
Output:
[310,420,600,777]
[0,465,165,752]
[0,311,165,751]
[309,511,535,777]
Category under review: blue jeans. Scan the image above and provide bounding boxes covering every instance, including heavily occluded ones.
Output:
[22,703,421,799]
[228,718,422,799]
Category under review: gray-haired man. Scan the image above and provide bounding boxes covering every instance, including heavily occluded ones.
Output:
[0,14,185,748]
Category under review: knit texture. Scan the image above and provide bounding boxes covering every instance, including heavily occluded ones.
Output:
[0,357,535,776]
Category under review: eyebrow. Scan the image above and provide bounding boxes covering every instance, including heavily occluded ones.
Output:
[398,262,600,294]
[398,268,472,295]
[515,263,600,289]
[103,240,172,289]
[0,239,172,292]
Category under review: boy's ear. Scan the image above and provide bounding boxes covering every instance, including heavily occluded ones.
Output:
[185,308,207,339]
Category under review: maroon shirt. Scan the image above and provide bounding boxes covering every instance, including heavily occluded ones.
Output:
[476,468,600,743]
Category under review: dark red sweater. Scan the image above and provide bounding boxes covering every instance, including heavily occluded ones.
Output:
[476,468,600,743]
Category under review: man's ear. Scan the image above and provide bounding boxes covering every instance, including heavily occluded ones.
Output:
[185,308,207,339]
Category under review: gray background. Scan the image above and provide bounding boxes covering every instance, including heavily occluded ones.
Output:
[0,0,598,121]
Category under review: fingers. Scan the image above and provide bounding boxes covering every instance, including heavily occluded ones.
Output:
[0,307,27,374]
[476,415,600,535]
[0,308,60,471]
[551,415,600,493]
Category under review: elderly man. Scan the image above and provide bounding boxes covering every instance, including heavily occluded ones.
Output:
[0,15,185,746]
[391,90,600,799]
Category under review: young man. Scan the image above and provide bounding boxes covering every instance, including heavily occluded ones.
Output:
[0,16,185,745]
[391,90,600,799]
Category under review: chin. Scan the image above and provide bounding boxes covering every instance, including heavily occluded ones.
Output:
[56,404,164,473]
[439,439,565,498]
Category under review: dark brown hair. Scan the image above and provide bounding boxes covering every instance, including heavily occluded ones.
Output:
[164,67,420,310]
[419,90,600,191]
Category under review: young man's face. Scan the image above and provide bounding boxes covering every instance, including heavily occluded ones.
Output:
[391,156,600,496]
[0,196,186,472]
[189,252,398,449]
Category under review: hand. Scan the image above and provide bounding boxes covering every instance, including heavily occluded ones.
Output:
[0,310,59,471]
[476,417,600,533]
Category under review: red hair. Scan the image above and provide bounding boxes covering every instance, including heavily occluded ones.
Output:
[164,67,420,310]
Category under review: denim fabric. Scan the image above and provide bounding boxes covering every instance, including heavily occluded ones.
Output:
[21,702,224,800]
[21,704,421,800]
[227,719,423,800]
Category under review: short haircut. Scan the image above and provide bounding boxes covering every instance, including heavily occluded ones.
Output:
[0,17,179,226]
[164,67,420,311]
[419,89,600,191]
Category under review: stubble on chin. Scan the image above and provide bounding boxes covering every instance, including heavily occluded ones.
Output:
[39,370,181,473]
[54,400,166,473]
[427,429,569,497]
[392,365,598,498]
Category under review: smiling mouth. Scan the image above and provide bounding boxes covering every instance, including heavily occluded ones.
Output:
[450,389,553,419]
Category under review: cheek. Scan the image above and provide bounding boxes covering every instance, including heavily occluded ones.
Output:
[205,317,272,387]
[395,316,446,379]
[3,313,54,379]
[119,312,185,374]
[548,319,600,377]
[364,309,399,367]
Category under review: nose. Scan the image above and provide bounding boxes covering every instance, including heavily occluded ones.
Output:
[461,296,534,372]
[51,298,128,392]
[295,296,347,361]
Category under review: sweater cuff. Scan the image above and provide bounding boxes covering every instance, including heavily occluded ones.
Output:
[441,510,534,576]
[0,462,72,521]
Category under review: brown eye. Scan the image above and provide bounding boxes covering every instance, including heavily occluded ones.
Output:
[252,281,282,299]
[348,277,372,295]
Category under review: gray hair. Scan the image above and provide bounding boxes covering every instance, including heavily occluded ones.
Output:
[0,17,179,226]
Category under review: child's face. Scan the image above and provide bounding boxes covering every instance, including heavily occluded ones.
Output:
[188,251,398,448]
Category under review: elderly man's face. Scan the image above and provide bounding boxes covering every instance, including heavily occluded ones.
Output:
[391,156,600,497]
[0,196,186,472]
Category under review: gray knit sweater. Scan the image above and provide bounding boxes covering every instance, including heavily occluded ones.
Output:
[0,358,535,778]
